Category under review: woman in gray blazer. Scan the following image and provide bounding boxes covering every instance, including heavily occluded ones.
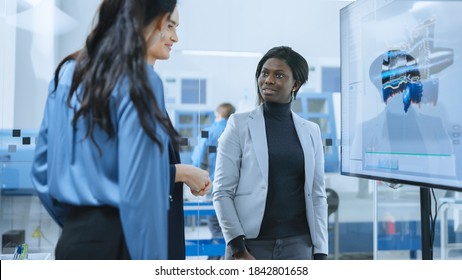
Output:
[213,46,328,260]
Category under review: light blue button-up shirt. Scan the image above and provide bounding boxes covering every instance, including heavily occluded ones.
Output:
[194,118,228,182]
[31,60,170,259]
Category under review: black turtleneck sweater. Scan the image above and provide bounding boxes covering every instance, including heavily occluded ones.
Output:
[258,102,309,239]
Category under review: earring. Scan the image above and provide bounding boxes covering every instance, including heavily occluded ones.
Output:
[291,90,295,102]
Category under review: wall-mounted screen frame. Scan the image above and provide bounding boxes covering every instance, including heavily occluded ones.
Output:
[340,0,462,191]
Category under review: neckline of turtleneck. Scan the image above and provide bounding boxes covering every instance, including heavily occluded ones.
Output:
[263,101,292,117]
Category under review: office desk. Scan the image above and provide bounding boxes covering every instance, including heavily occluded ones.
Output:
[184,201,216,216]
[183,201,225,257]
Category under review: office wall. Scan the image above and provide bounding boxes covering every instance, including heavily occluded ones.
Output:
[1,0,17,128]
[2,0,350,128]
[156,0,348,112]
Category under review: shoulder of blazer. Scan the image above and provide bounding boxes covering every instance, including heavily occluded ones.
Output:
[232,106,262,122]
[291,111,321,133]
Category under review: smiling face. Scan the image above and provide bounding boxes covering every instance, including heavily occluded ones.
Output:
[257,58,298,104]
[146,6,179,64]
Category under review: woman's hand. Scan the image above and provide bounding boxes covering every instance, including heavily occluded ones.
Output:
[233,249,256,260]
[175,164,212,196]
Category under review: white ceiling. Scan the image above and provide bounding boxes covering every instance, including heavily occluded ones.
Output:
[176,0,352,59]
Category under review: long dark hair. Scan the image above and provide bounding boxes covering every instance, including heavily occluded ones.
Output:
[53,0,178,153]
[255,46,309,105]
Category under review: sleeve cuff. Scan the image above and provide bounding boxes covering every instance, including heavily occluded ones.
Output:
[314,253,327,260]
[228,235,246,257]
[169,165,176,195]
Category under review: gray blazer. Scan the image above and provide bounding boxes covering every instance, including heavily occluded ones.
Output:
[212,104,328,255]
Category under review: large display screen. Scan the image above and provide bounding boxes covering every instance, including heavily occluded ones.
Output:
[340,0,462,190]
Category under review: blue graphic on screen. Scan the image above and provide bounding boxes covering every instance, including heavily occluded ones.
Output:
[381,50,423,113]
[340,0,462,190]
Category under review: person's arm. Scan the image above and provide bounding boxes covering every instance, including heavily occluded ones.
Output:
[228,235,255,260]
[212,114,247,253]
[191,137,206,168]
[310,124,329,257]
[118,94,170,260]
[314,253,327,260]
[198,138,209,171]
[174,164,211,196]
[31,85,70,227]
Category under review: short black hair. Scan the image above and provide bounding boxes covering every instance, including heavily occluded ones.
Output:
[255,46,309,104]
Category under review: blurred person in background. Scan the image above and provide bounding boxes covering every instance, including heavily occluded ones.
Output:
[192,102,236,260]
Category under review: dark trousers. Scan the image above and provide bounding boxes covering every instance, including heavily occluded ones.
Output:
[55,206,130,260]
[225,233,313,260]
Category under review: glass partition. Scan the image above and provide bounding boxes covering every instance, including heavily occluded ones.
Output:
[1,0,62,258]
[375,183,462,260]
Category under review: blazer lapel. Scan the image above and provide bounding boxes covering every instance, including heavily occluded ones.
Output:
[248,106,269,185]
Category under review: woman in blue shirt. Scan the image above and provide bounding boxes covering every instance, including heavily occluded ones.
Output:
[30,0,194,260]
